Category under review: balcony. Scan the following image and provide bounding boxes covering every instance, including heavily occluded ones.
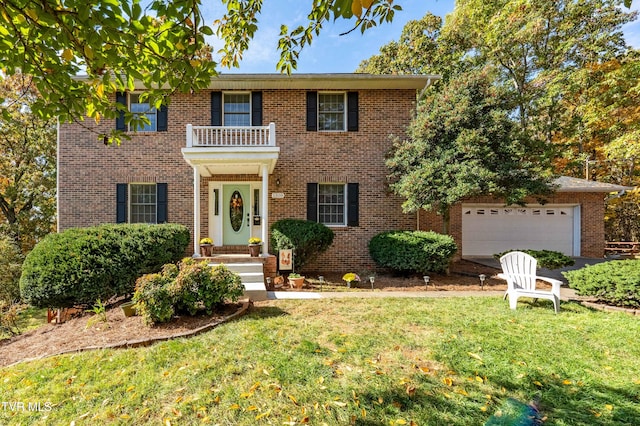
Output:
[182,123,279,177]
[186,123,276,148]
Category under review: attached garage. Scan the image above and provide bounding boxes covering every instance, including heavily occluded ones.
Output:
[461,204,581,257]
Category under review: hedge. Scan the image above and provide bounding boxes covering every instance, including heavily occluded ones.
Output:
[563,260,640,308]
[270,219,334,271]
[369,231,457,274]
[20,224,190,308]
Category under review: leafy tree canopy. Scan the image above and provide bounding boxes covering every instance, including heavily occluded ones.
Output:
[387,69,554,233]
[0,0,400,144]
[0,72,56,252]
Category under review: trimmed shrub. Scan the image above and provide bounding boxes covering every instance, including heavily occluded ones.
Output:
[563,260,640,308]
[134,259,243,325]
[369,231,457,274]
[133,273,175,326]
[0,233,23,303]
[494,249,575,270]
[20,224,190,308]
[270,219,334,271]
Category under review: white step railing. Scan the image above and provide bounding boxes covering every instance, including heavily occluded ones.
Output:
[186,123,276,148]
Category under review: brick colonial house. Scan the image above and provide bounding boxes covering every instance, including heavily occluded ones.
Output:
[58,74,620,283]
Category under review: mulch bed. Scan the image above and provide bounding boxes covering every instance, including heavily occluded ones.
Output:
[0,302,248,368]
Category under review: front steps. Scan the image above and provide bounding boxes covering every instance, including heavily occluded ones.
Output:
[209,257,268,301]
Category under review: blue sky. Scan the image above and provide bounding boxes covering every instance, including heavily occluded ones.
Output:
[202,1,640,74]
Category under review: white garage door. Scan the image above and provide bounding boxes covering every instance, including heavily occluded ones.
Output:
[461,205,579,257]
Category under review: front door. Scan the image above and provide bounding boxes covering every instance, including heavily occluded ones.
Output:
[223,184,251,245]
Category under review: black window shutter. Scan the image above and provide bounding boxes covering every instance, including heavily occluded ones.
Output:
[211,91,222,126]
[116,183,127,223]
[347,183,359,226]
[306,91,317,131]
[116,92,127,131]
[157,104,168,132]
[347,92,359,132]
[251,91,263,126]
[156,183,168,224]
[307,183,318,222]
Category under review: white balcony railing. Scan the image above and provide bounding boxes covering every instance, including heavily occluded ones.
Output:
[186,123,276,148]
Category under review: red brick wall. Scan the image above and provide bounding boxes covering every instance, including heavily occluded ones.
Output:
[59,88,418,273]
[417,192,606,259]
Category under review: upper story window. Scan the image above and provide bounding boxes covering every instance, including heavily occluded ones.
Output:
[306,91,358,132]
[318,93,345,131]
[224,93,251,126]
[129,94,157,131]
[115,92,168,132]
[211,91,263,127]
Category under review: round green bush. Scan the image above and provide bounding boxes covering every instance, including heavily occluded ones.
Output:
[20,224,190,308]
[270,219,334,271]
[563,260,640,308]
[494,249,575,270]
[369,231,457,274]
[134,259,244,324]
[133,272,175,326]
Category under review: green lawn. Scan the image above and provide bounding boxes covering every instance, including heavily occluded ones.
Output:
[1,297,639,425]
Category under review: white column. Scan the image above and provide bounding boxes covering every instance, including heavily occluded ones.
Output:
[193,166,201,256]
[186,124,193,148]
[261,164,269,255]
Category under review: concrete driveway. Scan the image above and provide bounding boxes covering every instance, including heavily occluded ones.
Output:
[464,256,616,283]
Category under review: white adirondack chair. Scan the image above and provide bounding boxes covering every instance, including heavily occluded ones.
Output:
[498,251,564,314]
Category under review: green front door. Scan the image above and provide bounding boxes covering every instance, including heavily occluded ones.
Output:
[223,184,251,245]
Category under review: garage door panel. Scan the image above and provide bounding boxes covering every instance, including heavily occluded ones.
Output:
[462,205,575,256]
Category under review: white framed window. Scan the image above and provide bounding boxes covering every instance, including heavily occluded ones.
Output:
[318,92,346,131]
[129,93,157,131]
[318,184,346,225]
[130,183,157,224]
[224,93,251,126]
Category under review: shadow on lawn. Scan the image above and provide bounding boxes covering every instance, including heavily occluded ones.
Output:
[491,373,640,425]
[245,305,289,319]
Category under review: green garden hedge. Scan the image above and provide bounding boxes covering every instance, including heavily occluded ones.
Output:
[369,230,457,274]
[270,219,334,271]
[563,259,640,308]
[20,224,190,308]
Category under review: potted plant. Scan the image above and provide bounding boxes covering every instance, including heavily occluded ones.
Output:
[288,272,305,289]
[342,272,360,288]
[248,237,262,257]
[199,237,213,257]
[120,300,137,317]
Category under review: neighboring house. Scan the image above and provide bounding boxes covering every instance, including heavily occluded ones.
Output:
[58,74,619,277]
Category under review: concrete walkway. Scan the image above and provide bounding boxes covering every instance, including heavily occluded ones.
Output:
[464,256,613,282]
[267,287,582,301]
[267,290,505,300]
